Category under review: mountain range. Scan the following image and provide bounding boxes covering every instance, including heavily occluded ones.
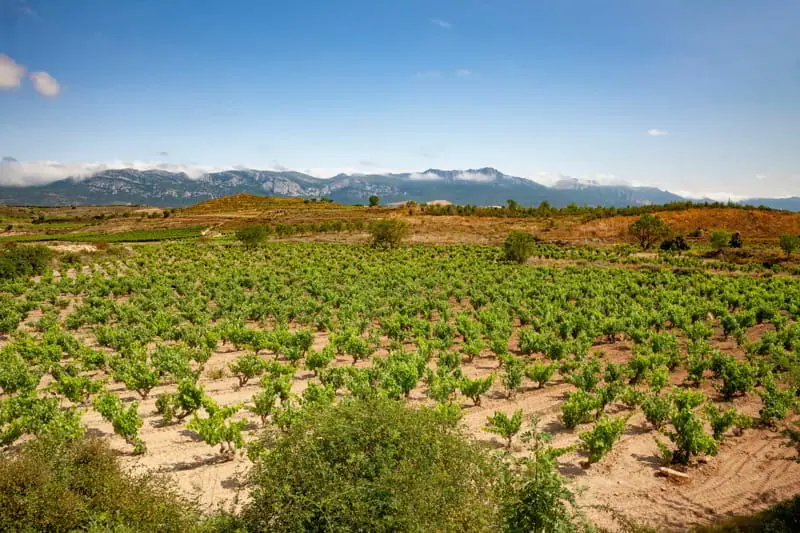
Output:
[0,167,796,210]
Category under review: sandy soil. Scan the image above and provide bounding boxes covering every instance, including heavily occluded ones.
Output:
[69,329,800,531]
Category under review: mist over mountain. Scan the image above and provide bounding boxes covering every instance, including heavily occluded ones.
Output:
[0,167,793,210]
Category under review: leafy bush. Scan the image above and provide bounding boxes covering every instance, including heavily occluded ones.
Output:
[779,234,800,256]
[0,245,52,280]
[460,375,494,406]
[155,379,209,424]
[579,416,627,464]
[368,219,410,249]
[642,393,672,430]
[235,225,269,247]
[664,391,718,464]
[503,231,538,263]
[660,235,690,253]
[228,352,267,387]
[500,354,525,399]
[710,230,732,250]
[525,360,557,389]
[758,376,796,426]
[0,436,199,532]
[485,409,524,448]
[93,392,146,454]
[716,358,755,400]
[185,401,247,456]
[561,390,599,429]
[242,398,500,532]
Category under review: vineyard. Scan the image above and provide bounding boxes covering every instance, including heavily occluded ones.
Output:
[2,233,800,530]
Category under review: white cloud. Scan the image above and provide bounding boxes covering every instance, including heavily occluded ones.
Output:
[0,54,26,89]
[674,190,748,202]
[29,71,60,97]
[415,70,442,79]
[647,128,668,136]
[456,69,472,77]
[431,18,452,29]
[0,160,217,187]
[755,174,768,180]
[455,171,494,182]
[408,172,441,181]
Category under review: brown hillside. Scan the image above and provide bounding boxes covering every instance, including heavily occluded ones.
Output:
[581,208,800,243]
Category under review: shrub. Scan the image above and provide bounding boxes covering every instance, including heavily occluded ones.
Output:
[485,409,524,448]
[500,354,525,399]
[779,234,800,256]
[460,375,495,406]
[579,416,627,464]
[710,230,732,250]
[758,376,796,426]
[228,352,267,387]
[92,392,146,454]
[368,219,410,249]
[660,235,690,253]
[235,225,268,247]
[729,231,743,249]
[642,393,672,430]
[0,245,52,280]
[368,195,380,207]
[628,214,671,249]
[242,398,500,532]
[525,360,557,389]
[561,390,599,429]
[0,436,198,532]
[503,231,538,263]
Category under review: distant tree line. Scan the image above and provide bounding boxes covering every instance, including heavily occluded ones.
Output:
[420,199,779,220]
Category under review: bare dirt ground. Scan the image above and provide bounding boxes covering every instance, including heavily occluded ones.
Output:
[69,327,800,532]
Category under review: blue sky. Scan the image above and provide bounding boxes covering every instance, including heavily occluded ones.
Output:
[1,0,799,198]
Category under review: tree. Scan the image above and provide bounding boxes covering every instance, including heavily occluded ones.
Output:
[242,398,500,532]
[729,231,743,249]
[779,234,800,256]
[368,195,380,207]
[367,219,410,249]
[710,230,732,250]
[503,231,538,264]
[235,226,268,248]
[628,214,671,249]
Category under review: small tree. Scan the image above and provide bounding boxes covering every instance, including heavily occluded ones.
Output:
[368,195,380,207]
[779,234,800,256]
[729,231,743,249]
[628,214,671,249]
[236,226,268,248]
[710,230,732,250]
[368,219,409,249]
[503,231,538,264]
[459,375,494,406]
[485,409,523,448]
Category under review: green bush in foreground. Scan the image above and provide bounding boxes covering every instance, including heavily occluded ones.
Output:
[0,436,198,532]
[242,398,501,532]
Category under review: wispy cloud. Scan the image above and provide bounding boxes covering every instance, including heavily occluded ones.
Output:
[30,71,60,97]
[647,128,668,136]
[755,174,768,180]
[0,54,26,89]
[0,160,218,187]
[415,70,442,79]
[455,69,472,77]
[431,18,452,29]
